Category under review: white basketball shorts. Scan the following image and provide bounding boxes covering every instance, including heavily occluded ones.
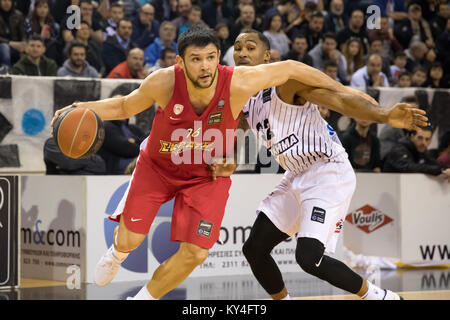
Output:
[257,159,356,254]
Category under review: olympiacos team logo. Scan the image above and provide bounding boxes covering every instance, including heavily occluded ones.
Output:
[174,104,184,115]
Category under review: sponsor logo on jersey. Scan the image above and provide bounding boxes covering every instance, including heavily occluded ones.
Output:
[311,207,326,224]
[208,112,223,124]
[335,218,344,233]
[174,104,184,115]
[197,220,213,237]
[217,99,225,109]
[268,134,299,156]
[159,140,213,154]
[262,88,272,103]
[345,205,393,233]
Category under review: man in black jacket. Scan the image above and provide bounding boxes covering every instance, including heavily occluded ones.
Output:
[383,126,450,180]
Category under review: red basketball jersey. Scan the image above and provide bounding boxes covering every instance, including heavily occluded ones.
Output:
[143,64,239,180]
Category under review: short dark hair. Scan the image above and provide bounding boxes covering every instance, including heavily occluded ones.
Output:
[279,0,296,5]
[68,42,86,55]
[304,1,317,11]
[324,59,338,69]
[413,66,427,74]
[27,35,44,44]
[239,29,271,50]
[160,47,176,60]
[322,32,337,42]
[178,25,221,59]
[394,51,407,59]
[398,71,411,79]
[118,18,132,27]
[191,5,201,12]
[410,125,433,136]
[311,11,324,20]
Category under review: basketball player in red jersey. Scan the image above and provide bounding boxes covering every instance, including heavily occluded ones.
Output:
[51,26,426,300]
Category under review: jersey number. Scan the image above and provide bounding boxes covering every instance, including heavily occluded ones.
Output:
[256,119,273,141]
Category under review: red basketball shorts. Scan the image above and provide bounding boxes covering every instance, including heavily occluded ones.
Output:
[109,152,232,249]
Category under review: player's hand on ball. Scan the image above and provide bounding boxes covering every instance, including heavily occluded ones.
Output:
[209,159,237,181]
[50,102,81,128]
[387,103,429,131]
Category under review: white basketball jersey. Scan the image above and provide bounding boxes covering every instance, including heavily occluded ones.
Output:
[243,87,348,174]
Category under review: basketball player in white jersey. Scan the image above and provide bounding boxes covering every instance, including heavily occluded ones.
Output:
[211,30,428,300]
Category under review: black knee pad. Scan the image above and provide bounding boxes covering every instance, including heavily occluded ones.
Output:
[295,237,325,275]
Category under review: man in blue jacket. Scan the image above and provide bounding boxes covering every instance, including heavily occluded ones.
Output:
[144,21,177,66]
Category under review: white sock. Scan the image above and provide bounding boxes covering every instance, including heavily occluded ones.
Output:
[132,285,157,300]
[361,281,386,300]
[281,294,292,300]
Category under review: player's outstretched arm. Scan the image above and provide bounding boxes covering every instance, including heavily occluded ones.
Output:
[51,68,172,126]
[299,87,429,130]
[231,60,344,117]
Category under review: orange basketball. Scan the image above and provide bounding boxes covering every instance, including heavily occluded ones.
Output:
[53,107,105,159]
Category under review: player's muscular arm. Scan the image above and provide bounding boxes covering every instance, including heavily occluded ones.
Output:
[51,68,173,126]
[298,87,429,130]
[230,60,344,118]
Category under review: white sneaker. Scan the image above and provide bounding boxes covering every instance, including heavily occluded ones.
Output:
[94,246,125,286]
[383,289,403,300]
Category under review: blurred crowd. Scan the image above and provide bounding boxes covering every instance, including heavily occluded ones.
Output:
[0,0,449,87]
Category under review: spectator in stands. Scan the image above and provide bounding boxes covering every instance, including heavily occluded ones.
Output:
[390,51,407,83]
[411,66,428,87]
[269,49,281,63]
[109,0,141,20]
[261,0,296,31]
[284,1,317,39]
[107,47,147,78]
[67,21,104,73]
[178,5,205,36]
[396,71,412,88]
[131,4,159,50]
[324,0,348,35]
[341,118,382,172]
[263,13,290,57]
[98,94,147,175]
[430,2,449,39]
[148,47,176,73]
[102,18,137,76]
[43,137,106,175]
[337,9,369,54]
[371,0,407,22]
[283,34,313,66]
[323,59,341,82]
[103,1,124,39]
[57,42,99,77]
[437,131,450,168]
[171,0,192,35]
[201,0,233,29]
[11,35,57,76]
[71,0,104,44]
[350,53,390,87]
[436,15,450,63]
[297,11,324,52]
[216,22,232,65]
[364,38,392,84]
[341,37,364,84]
[309,32,347,82]
[151,0,177,22]
[425,61,447,88]
[24,0,60,47]
[367,15,403,59]
[394,3,435,50]
[404,40,433,72]
[144,21,177,67]
[229,4,260,41]
[379,95,418,160]
[383,126,450,180]
[0,0,26,68]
